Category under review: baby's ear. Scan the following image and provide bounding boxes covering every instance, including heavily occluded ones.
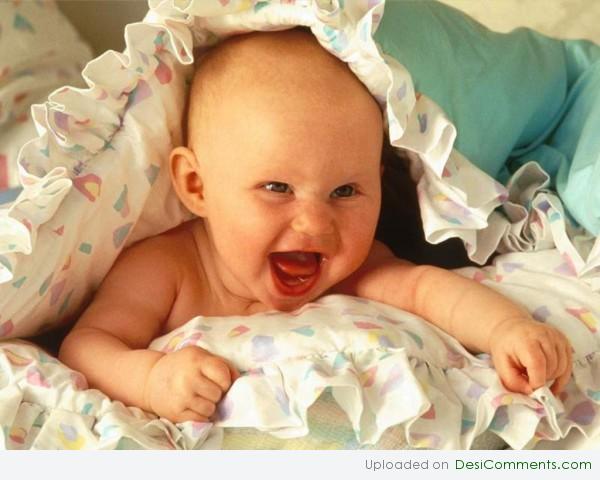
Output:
[169,146,207,217]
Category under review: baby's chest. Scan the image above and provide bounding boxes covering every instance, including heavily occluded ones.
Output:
[164,272,212,331]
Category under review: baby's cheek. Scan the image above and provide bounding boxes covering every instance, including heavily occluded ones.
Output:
[335,216,376,271]
[344,206,378,244]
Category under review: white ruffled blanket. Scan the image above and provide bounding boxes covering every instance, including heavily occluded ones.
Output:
[1,248,599,450]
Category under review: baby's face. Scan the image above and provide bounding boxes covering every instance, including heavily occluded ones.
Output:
[174,30,384,311]
[196,87,383,311]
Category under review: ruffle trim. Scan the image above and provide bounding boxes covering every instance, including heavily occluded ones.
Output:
[147,302,600,450]
[0,10,194,284]
[489,162,600,291]
[0,341,218,450]
[0,0,503,286]
[1,318,599,449]
[212,349,600,449]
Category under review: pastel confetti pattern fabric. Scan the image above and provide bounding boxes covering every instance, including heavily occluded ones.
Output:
[0,0,196,337]
[1,276,599,450]
[151,276,600,450]
[218,388,505,450]
[0,341,220,450]
[0,0,92,191]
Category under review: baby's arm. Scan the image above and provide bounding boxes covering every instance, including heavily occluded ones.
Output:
[333,241,572,394]
[59,237,237,422]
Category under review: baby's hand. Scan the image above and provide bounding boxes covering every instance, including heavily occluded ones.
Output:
[144,346,239,423]
[489,318,572,396]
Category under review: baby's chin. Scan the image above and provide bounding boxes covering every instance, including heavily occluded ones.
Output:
[262,285,328,313]
[263,294,318,313]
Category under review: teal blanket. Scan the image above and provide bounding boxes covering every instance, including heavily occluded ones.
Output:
[374,0,600,235]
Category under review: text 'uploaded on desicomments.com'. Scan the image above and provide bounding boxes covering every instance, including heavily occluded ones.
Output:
[364,457,593,472]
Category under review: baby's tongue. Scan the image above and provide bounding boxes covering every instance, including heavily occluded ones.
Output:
[270,252,319,277]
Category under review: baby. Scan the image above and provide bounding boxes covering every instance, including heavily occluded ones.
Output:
[59,28,572,424]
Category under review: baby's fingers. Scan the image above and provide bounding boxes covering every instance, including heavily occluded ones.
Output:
[494,355,532,395]
[550,366,571,395]
[187,396,217,419]
[540,337,558,379]
[223,358,241,383]
[200,356,235,392]
[192,375,224,403]
[521,343,547,391]
[550,343,573,395]
[174,409,210,424]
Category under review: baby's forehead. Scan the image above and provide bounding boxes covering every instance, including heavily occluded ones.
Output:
[188,28,378,120]
[184,28,384,166]
[194,28,356,86]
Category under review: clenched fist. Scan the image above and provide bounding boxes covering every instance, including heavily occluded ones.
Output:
[143,346,239,423]
[489,318,572,395]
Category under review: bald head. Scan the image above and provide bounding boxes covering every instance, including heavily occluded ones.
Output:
[170,27,385,265]
[186,27,382,151]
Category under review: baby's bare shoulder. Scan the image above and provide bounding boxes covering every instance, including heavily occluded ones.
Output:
[124,220,197,263]
[329,240,418,301]
[97,221,199,300]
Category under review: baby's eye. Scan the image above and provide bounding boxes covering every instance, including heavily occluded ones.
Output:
[331,184,356,198]
[264,182,292,194]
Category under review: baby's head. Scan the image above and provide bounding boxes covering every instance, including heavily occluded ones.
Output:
[170,28,384,311]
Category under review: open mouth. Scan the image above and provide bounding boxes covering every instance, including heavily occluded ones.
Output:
[269,251,322,297]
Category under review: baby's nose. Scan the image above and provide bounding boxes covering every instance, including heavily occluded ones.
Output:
[291,202,335,237]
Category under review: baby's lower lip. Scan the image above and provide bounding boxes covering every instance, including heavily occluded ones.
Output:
[269,255,321,297]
